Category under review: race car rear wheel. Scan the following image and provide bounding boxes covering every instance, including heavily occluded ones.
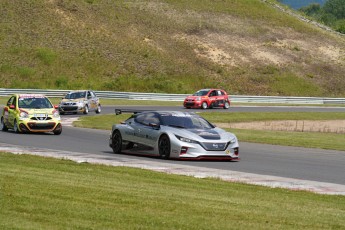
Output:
[201,102,208,109]
[0,117,8,131]
[95,105,101,114]
[158,134,170,159]
[112,130,122,154]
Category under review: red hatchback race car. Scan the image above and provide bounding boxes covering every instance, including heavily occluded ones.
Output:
[183,89,230,109]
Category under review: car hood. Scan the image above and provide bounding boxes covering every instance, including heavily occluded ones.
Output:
[185,96,204,100]
[187,128,221,140]
[166,126,236,141]
[24,108,55,115]
[60,98,83,103]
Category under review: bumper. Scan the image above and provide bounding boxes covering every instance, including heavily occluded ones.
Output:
[183,101,202,108]
[177,155,240,161]
[59,106,85,113]
[171,138,239,159]
[18,122,61,133]
[19,120,61,133]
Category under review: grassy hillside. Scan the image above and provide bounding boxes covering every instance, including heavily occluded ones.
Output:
[1,0,344,96]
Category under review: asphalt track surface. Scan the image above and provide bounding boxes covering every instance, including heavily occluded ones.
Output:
[1,105,345,188]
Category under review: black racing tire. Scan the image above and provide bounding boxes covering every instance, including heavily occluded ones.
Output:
[201,102,208,109]
[95,104,101,114]
[112,130,122,154]
[158,134,171,159]
[53,124,62,135]
[83,105,89,114]
[1,117,8,131]
[223,102,230,109]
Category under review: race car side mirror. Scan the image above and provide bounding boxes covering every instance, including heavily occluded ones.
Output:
[9,105,15,109]
[54,105,59,109]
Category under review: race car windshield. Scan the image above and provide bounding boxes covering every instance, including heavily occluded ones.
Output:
[160,114,214,129]
[18,97,53,109]
[65,92,86,99]
[193,90,209,96]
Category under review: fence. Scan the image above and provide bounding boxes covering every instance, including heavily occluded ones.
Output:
[0,88,344,104]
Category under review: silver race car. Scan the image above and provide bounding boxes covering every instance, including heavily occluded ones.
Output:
[109,109,239,160]
[59,90,101,115]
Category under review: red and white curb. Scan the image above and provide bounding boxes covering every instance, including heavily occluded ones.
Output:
[1,143,345,195]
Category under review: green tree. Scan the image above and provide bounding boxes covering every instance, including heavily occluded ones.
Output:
[334,19,345,33]
[299,3,322,17]
[323,0,345,19]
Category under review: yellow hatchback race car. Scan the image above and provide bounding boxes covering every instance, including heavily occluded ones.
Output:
[0,94,62,135]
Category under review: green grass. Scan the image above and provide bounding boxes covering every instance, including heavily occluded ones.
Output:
[200,111,345,123]
[232,129,345,151]
[74,112,345,151]
[1,152,344,229]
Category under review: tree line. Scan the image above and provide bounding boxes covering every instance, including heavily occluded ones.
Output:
[298,0,345,33]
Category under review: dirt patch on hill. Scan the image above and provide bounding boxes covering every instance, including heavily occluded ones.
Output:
[216,120,345,134]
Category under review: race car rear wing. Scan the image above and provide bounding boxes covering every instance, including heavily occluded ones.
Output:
[115,109,153,115]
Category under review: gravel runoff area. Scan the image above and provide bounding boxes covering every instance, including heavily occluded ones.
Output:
[1,142,345,195]
[216,120,345,134]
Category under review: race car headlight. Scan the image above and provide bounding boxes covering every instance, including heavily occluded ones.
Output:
[53,110,60,118]
[76,101,84,108]
[196,97,201,101]
[175,135,198,144]
[229,138,237,144]
[19,111,29,118]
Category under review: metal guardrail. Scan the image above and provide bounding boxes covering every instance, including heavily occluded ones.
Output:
[0,88,344,104]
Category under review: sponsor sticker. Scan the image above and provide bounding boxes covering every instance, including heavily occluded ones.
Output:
[19,94,45,99]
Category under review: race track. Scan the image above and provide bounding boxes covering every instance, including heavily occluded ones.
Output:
[1,105,345,194]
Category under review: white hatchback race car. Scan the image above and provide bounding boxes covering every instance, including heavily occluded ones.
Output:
[59,90,101,115]
[109,110,239,160]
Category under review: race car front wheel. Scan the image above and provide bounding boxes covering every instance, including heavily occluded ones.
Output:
[158,134,170,159]
[224,102,230,109]
[201,102,208,109]
[83,105,89,114]
[0,117,8,131]
[112,130,122,154]
[13,120,20,133]
[53,124,62,135]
